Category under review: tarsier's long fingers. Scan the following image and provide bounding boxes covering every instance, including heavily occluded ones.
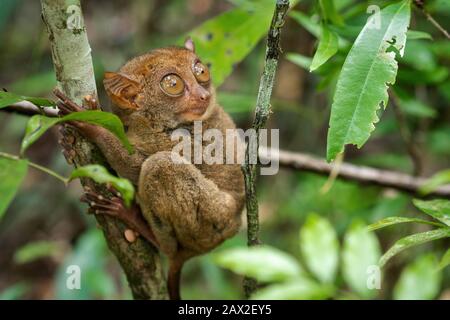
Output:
[54,88,84,114]
[80,188,159,247]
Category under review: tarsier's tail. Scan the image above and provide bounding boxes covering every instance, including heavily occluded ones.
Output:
[168,258,184,300]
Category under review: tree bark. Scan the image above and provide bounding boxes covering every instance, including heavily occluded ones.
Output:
[40,0,167,299]
[242,0,290,297]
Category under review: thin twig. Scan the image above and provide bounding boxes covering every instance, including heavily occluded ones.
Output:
[242,0,290,297]
[414,0,450,39]
[3,101,59,117]
[0,151,68,184]
[259,147,450,199]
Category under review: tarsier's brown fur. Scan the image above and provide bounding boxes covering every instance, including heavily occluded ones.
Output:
[63,40,245,299]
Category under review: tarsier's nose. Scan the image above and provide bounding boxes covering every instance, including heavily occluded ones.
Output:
[194,85,211,102]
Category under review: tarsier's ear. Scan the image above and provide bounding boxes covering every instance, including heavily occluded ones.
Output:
[103,72,142,110]
[184,37,195,52]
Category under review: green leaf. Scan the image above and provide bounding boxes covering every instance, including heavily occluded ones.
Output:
[0,91,55,108]
[438,249,450,270]
[412,199,450,226]
[319,0,344,26]
[342,221,381,298]
[326,0,411,161]
[251,280,334,300]
[14,241,62,264]
[368,216,445,231]
[393,254,441,300]
[69,165,135,207]
[21,111,132,155]
[214,246,303,283]
[286,53,312,70]
[0,156,28,219]
[419,170,450,196]
[380,228,450,267]
[186,0,299,87]
[310,24,339,72]
[300,213,339,283]
[290,11,321,37]
[406,30,433,40]
[20,116,60,155]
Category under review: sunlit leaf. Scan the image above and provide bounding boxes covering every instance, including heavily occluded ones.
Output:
[326,0,411,161]
[214,246,303,283]
[69,165,135,207]
[310,24,339,72]
[300,213,339,283]
[412,199,450,226]
[0,157,28,219]
[251,279,334,300]
[393,254,441,300]
[368,216,445,231]
[380,228,450,267]
[21,111,132,155]
[342,221,381,298]
[0,91,55,108]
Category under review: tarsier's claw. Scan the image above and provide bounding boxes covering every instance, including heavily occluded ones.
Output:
[79,189,159,247]
[83,94,98,110]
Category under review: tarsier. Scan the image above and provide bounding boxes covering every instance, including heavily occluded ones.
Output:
[56,39,245,300]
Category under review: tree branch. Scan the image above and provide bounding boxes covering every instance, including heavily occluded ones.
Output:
[2,101,59,117]
[414,0,450,39]
[40,0,166,299]
[259,147,450,199]
[242,0,290,297]
[4,104,448,198]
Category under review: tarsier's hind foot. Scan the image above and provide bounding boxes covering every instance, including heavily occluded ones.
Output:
[80,187,159,247]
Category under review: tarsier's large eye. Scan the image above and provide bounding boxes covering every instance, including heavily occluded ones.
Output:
[193,62,210,83]
[160,74,185,96]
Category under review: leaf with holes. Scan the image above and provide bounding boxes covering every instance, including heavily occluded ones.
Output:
[69,165,135,207]
[326,0,411,161]
[0,157,28,219]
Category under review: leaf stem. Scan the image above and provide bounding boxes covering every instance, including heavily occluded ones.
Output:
[0,151,68,184]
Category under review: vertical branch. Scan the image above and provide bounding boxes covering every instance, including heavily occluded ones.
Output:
[40,0,167,299]
[242,0,290,297]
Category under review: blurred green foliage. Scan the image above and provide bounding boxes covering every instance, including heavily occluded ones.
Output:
[0,0,449,300]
